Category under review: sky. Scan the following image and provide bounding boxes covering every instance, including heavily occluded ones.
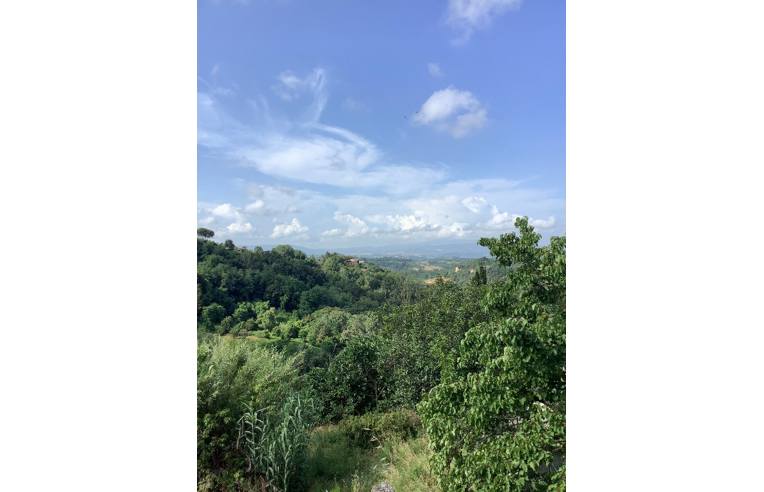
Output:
[198,0,565,252]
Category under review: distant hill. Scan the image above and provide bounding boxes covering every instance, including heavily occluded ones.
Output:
[364,256,507,284]
[245,239,491,259]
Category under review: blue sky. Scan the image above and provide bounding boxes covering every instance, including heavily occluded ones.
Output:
[198,0,565,250]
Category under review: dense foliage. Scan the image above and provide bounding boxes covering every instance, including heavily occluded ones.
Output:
[197,240,416,319]
[197,336,317,490]
[197,217,565,491]
[418,218,566,491]
[379,281,488,408]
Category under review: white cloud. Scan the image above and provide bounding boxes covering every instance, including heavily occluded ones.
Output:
[245,199,266,214]
[241,124,379,183]
[451,107,488,138]
[438,222,469,238]
[446,0,522,43]
[198,202,257,237]
[368,214,437,233]
[530,216,556,229]
[427,62,444,78]
[211,203,240,219]
[198,67,563,246]
[237,122,445,192]
[413,87,487,138]
[321,228,343,238]
[227,222,253,233]
[333,212,370,237]
[486,205,557,231]
[201,177,562,246]
[487,205,517,228]
[462,195,488,213]
[271,218,309,239]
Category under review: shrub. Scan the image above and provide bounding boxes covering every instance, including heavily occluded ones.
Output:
[240,317,258,334]
[315,336,389,421]
[201,302,226,328]
[338,409,421,449]
[197,336,310,485]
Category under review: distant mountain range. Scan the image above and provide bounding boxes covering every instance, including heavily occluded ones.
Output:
[243,239,492,259]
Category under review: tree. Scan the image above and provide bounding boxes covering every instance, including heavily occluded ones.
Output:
[197,227,215,239]
[233,301,259,323]
[256,304,278,333]
[201,303,226,328]
[315,336,388,421]
[380,282,487,408]
[224,239,235,250]
[418,217,566,491]
[470,264,488,286]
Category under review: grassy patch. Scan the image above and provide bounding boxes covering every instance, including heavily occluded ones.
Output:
[304,425,383,492]
[380,437,438,492]
[303,419,436,492]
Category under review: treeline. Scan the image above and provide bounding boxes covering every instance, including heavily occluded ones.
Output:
[197,218,565,491]
[198,239,419,321]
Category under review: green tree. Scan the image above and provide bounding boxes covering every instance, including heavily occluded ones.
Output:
[470,264,488,286]
[256,303,278,333]
[201,303,226,328]
[233,301,259,323]
[197,227,215,239]
[380,282,487,408]
[218,315,236,334]
[314,336,388,421]
[418,217,566,491]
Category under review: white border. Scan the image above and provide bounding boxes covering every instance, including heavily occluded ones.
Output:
[568,1,764,490]
[1,1,764,489]
[0,1,197,489]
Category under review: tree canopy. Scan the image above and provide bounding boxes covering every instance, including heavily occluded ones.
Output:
[197,227,215,239]
[418,217,566,491]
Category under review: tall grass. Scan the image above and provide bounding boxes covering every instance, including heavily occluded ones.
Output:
[379,437,438,492]
[238,395,312,492]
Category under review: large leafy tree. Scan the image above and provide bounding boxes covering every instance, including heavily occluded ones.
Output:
[379,282,488,409]
[419,217,566,491]
[197,227,215,239]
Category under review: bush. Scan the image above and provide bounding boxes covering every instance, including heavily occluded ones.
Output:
[218,316,235,334]
[314,336,390,421]
[337,409,421,449]
[197,336,313,486]
[201,302,226,328]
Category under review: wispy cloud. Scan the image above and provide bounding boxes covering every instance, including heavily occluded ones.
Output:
[342,97,368,112]
[271,68,328,123]
[199,68,447,193]
[413,87,487,138]
[446,0,522,44]
[427,62,444,78]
